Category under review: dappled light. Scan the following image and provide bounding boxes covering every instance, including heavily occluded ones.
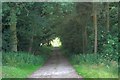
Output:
[50,37,62,47]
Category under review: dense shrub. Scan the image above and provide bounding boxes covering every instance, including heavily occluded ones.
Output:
[101,34,118,61]
[2,51,49,67]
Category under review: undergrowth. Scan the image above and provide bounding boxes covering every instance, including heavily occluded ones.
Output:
[63,50,118,78]
[2,46,51,78]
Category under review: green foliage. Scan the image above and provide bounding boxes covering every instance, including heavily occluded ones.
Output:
[59,18,83,53]
[101,34,118,61]
[2,52,48,66]
[2,2,119,78]
[65,52,118,78]
[74,64,118,78]
[2,2,76,53]
[59,2,118,67]
[39,46,52,55]
[2,51,50,78]
[2,2,56,52]
[2,65,39,78]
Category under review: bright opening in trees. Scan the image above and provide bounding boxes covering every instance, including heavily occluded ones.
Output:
[51,37,61,47]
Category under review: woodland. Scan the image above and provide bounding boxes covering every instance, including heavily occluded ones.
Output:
[2,2,119,78]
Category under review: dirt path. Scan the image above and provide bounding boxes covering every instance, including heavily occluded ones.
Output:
[29,48,82,78]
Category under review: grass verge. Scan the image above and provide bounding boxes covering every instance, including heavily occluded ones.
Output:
[2,65,40,78]
[73,64,118,78]
[2,49,51,78]
[63,51,118,78]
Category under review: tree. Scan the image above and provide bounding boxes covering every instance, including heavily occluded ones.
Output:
[75,2,92,53]
[9,7,17,52]
[93,3,98,54]
[106,2,110,32]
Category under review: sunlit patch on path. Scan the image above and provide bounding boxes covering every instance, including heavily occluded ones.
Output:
[29,48,82,78]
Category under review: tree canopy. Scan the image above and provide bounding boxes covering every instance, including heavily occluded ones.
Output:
[2,2,119,60]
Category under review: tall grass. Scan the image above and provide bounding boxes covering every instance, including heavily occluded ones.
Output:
[2,52,48,66]
[64,50,118,78]
[2,46,52,78]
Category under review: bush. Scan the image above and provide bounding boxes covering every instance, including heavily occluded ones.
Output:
[101,34,118,61]
[68,53,118,66]
[39,45,52,55]
[2,51,48,67]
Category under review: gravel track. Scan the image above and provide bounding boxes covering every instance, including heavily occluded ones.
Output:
[29,48,82,79]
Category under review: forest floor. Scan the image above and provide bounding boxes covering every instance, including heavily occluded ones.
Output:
[29,48,82,78]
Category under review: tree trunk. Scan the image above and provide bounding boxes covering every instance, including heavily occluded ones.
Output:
[28,22,35,53]
[29,36,34,53]
[10,9,17,52]
[106,2,110,32]
[84,26,88,50]
[0,2,1,51]
[0,17,2,51]
[83,25,88,54]
[82,33,85,54]
[93,3,97,54]
[82,24,85,54]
